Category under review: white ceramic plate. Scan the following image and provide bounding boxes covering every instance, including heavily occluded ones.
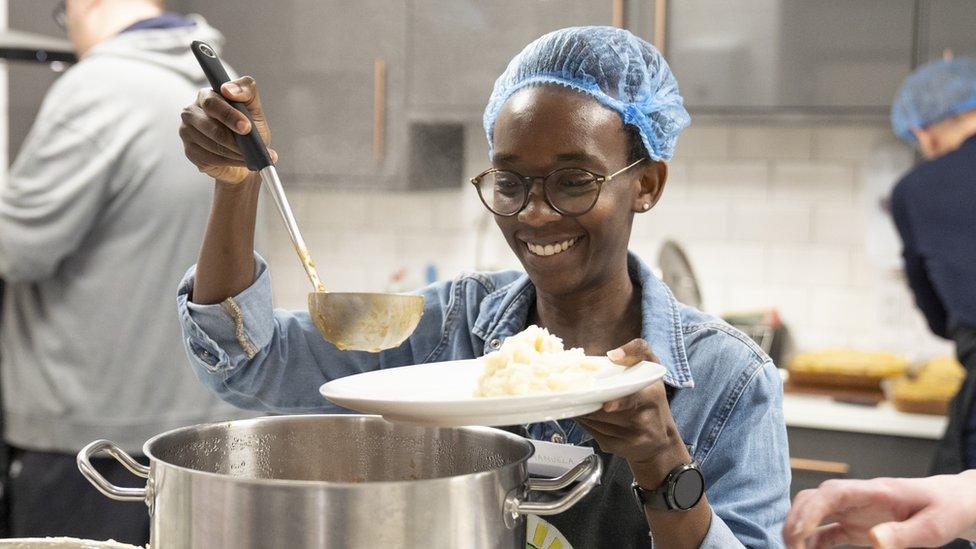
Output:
[0,538,142,549]
[320,357,666,427]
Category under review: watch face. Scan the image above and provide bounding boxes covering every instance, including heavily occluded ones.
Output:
[672,467,705,510]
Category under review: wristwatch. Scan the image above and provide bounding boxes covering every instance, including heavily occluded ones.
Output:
[632,462,705,512]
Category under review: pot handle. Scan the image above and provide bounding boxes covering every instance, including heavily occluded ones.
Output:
[77,439,150,502]
[504,454,602,526]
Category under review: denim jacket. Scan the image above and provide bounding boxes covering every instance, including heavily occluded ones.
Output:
[178,251,790,547]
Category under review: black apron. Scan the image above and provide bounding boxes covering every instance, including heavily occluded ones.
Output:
[931,321,976,475]
[501,388,679,548]
[931,322,976,549]
[497,425,653,548]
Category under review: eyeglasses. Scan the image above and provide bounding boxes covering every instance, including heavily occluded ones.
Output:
[470,158,645,217]
[53,1,67,32]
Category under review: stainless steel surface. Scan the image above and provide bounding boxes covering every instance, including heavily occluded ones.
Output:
[259,167,424,352]
[79,415,600,548]
[503,454,602,528]
[657,239,703,309]
[668,0,915,112]
[308,291,425,352]
[373,57,386,162]
[77,440,149,503]
[0,28,76,63]
[733,322,775,354]
[524,454,596,492]
[258,167,323,290]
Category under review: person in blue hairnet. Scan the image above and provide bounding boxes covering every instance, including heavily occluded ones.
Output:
[783,57,976,549]
[889,57,976,478]
[175,26,790,547]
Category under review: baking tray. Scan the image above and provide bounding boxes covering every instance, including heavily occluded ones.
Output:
[787,369,891,391]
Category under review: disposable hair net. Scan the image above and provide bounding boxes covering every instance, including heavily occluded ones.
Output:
[483,26,690,161]
[891,57,976,143]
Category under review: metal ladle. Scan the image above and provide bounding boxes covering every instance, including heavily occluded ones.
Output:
[191,41,423,352]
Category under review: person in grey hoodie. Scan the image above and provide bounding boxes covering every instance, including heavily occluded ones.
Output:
[0,1,251,543]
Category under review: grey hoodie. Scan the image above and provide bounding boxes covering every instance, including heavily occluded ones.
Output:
[0,16,253,453]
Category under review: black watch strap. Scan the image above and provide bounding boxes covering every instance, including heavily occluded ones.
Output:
[632,462,704,512]
[632,480,671,510]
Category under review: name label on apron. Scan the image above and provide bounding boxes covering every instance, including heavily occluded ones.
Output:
[528,439,598,482]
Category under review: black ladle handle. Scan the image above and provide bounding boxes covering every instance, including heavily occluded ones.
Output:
[190,40,272,172]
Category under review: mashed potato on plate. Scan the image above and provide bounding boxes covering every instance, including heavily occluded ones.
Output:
[475,325,602,397]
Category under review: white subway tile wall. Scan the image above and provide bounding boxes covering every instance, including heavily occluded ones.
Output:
[730,202,812,244]
[770,162,857,204]
[729,126,813,161]
[689,160,770,200]
[812,125,892,162]
[262,121,952,358]
[672,125,730,160]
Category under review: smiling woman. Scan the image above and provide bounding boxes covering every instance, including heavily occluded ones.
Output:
[176,26,791,548]
[488,85,660,300]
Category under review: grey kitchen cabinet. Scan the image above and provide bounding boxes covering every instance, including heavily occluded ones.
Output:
[176,1,644,187]
[406,0,616,116]
[182,0,620,187]
[667,0,917,114]
[180,0,409,187]
[276,1,408,183]
[920,0,976,62]
[787,426,938,499]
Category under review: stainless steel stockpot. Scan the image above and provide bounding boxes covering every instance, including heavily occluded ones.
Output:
[78,415,600,548]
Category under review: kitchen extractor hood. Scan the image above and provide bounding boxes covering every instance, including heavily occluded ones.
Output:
[0,28,75,64]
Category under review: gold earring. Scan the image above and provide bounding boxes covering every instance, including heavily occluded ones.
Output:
[642,203,651,211]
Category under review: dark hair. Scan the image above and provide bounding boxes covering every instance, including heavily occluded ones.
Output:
[624,124,650,163]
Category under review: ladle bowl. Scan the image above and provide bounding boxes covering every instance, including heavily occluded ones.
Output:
[308,292,424,352]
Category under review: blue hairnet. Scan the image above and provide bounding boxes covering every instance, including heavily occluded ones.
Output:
[891,57,976,143]
[483,26,690,161]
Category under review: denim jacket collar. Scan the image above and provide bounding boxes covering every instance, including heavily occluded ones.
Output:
[471,251,694,389]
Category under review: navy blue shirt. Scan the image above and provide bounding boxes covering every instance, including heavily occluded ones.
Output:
[891,135,976,337]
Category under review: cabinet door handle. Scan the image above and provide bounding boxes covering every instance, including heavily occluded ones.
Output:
[654,0,667,55]
[790,457,851,475]
[373,57,386,162]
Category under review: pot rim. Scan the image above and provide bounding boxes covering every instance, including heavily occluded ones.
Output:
[141,414,536,489]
